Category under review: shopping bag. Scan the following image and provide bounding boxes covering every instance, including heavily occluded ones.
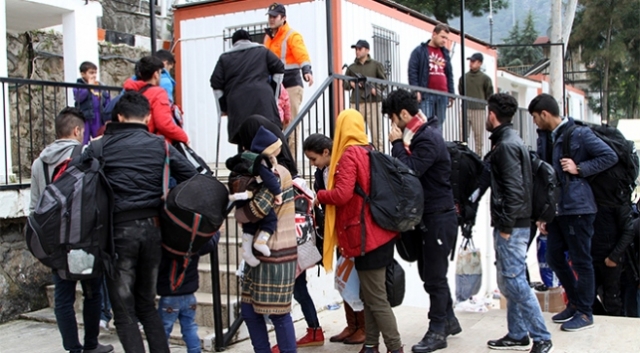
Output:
[537,235,560,288]
[455,238,482,302]
[334,257,364,311]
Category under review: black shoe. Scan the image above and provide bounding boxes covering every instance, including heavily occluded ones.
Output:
[530,340,553,353]
[487,334,531,351]
[445,317,462,337]
[411,331,447,353]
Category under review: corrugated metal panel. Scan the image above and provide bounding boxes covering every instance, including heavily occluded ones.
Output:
[178,1,329,164]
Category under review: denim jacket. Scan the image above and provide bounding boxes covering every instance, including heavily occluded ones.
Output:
[536,117,618,216]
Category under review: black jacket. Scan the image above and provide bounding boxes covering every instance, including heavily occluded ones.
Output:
[84,123,197,218]
[157,237,217,296]
[391,121,455,215]
[592,204,635,263]
[486,124,532,234]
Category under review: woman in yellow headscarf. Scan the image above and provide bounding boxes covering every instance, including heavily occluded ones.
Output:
[316,109,403,353]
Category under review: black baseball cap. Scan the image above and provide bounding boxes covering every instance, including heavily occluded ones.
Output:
[467,53,484,62]
[267,3,286,16]
[351,40,370,49]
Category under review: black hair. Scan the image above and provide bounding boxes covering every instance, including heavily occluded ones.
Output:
[303,133,333,154]
[382,89,419,117]
[112,91,150,122]
[232,30,251,44]
[79,61,97,73]
[528,93,560,117]
[487,93,518,124]
[154,49,175,65]
[55,107,85,139]
[136,56,165,81]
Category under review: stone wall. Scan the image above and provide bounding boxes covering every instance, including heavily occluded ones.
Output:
[0,218,50,323]
[6,30,149,179]
[102,0,172,40]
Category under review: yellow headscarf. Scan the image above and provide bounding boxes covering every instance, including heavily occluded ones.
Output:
[323,109,369,271]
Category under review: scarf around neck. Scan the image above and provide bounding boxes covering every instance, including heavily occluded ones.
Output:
[402,110,428,153]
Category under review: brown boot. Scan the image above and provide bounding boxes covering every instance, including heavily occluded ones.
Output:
[330,303,356,342]
[344,328,366,345]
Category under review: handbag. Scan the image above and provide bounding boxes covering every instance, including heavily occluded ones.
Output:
[455,237,482,302]
[386,259,405,307]
[334,257,364,311]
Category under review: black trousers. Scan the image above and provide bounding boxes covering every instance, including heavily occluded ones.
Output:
[592,260,623,316]
[417,210,458,334]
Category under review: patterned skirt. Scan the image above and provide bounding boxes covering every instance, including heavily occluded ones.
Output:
[241,260,296,315]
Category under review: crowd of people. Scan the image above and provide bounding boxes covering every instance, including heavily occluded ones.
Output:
[28,2,640,353]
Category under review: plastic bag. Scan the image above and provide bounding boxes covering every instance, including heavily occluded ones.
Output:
[334,257,364,311]
[537,235,560,288]
[455,238,482,302]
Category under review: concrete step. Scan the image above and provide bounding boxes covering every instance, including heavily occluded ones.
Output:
[197,263,241,296]
[45,285,240,329]
[18,307,248,352]
[199,234,242,267]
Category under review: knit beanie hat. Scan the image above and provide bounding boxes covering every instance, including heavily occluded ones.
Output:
[250,126,282,156]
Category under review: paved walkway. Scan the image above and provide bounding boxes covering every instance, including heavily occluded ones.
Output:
[2,306,639,352]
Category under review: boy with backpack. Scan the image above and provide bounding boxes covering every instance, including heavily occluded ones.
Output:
[227,126,284,267]
[383,89,460,353]
[29,107,113,353]
[73,61,111,144]
[154,50,177,104]
[84,92,197,353]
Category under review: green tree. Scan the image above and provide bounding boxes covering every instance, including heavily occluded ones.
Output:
[395,0,509,24]
[498,11,543,68]
[571,0,640,121]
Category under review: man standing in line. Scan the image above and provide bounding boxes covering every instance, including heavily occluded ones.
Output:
[345,39,387,151]
[264,2,313,153]
[458,53,493,155]
[384,89,461,353]
[484,93,553,353]
[530,93,618,332]
[408,24,454,130]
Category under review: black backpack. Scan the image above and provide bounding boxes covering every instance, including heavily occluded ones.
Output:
[562,122,640,207]
[26,139,114,280]
[355,147,424,235]
[446,141,485,233]
[386,259,405,307]
[530,151,559,223]
[103,85,152,124]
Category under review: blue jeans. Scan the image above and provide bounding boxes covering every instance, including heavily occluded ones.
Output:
[420,93,449,128]
[158,294,200,353]
[293,272,320,328]
[52,273,103,353]
[546,214,596,316]
[100,277,112,323]
[494,228,551,342]
[241,302,296,353]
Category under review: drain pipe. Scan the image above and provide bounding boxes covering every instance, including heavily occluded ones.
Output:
[326,0,335,137]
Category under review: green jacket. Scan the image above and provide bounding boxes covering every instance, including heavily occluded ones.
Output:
[345,56,387,103]
[458,70,493,109]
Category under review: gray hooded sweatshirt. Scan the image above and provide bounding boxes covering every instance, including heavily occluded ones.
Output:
[29,139,82,212]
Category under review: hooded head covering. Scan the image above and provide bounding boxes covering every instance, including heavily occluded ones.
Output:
[237,115,298,176]
[250,126,282,156]
[323,109,369,270]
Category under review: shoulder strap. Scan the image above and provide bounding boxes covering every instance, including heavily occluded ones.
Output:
[139,84,153,95]
[162,141,170,201]
[42,160,51,185]
[91,137,105,161]
[71,144,83,158]
[561,125,577,159]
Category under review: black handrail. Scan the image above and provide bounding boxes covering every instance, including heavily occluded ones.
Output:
[0,76,121,90]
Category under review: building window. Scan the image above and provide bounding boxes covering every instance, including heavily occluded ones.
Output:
[224,23,268,50]
[372,25,400,81]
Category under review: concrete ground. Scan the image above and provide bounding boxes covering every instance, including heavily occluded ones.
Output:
[2,305,639,353]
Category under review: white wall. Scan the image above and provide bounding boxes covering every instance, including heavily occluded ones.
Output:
[178,1,329,165]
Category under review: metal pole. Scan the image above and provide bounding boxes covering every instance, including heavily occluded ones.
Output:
[150,0,157,54]
[460,0,468,143]
[489,0,494,45]
[326,0,336,137]
[561,43,566,115]
[210,242,224,351]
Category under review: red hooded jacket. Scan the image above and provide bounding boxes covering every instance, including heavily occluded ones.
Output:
[316,146,397,258]
[122,79,188,144]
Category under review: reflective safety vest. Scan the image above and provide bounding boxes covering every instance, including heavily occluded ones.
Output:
[264,23,311,71]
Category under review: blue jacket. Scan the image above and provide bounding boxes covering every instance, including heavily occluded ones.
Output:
[536,118,618,216]
[408,40,454,94]
[160,69,175,104]
[391,120,455,214]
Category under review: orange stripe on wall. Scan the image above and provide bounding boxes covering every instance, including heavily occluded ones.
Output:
[346,0,497,57]
[331,0,344,113]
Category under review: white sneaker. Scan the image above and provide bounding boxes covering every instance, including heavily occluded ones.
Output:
[99,320,109,331]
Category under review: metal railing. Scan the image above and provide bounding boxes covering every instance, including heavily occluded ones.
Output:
[0,77,121,190]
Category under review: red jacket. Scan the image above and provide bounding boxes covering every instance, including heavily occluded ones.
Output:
[122,79,189,144]
[317,146,397,258]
